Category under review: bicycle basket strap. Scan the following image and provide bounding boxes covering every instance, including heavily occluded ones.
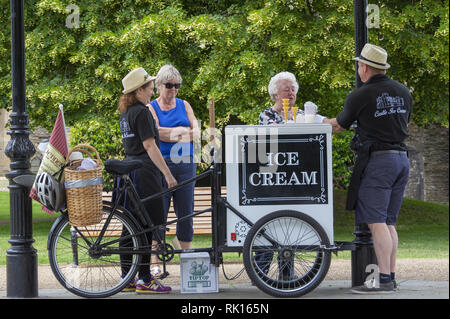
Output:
[65,177,104,189]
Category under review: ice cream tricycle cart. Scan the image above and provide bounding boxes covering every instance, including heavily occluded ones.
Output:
[46,123,352,298]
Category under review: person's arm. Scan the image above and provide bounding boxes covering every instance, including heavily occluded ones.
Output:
[322,117,346,132]
[148,104,192,143]
[142,137,177,188]
[160,126,191,142]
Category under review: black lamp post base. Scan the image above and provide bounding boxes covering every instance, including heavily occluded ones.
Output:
[351,224,378,287]
[6,248,38,298]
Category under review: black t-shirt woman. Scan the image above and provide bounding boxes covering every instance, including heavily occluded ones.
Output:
[118,67,176,294]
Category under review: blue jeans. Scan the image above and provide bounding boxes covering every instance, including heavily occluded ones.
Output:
[159,156,196,242]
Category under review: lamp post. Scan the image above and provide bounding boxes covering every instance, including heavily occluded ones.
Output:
[354,0,368,89]
[351,0,378,288]
[4,0,38,298]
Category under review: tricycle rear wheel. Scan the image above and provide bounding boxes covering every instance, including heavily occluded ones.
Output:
[48,206,143,298]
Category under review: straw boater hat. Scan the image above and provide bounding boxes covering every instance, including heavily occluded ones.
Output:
[353,43,390,70]
[122,67,156,94]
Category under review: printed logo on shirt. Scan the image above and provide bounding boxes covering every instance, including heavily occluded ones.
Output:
[374,92,407,118]
[119,118,135,138]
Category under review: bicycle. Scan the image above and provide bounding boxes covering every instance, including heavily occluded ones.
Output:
[47,155,335,298]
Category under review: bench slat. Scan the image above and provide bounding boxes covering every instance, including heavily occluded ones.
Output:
[100,186,226,236]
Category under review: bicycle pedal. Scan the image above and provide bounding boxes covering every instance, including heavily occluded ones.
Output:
[159,271,169,280]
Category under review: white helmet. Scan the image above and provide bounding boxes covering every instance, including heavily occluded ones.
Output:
[35,172,65,212]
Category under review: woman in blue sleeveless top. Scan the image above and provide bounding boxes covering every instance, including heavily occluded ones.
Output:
[148,65,199,276]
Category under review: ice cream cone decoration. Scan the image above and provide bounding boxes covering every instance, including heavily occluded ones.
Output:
[292,106,298,123]
[282,99,289,123]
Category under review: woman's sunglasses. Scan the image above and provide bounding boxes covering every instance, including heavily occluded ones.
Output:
[164,83,181,89]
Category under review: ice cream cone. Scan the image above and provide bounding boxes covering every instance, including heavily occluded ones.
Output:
[292,106,298,123]
[282,99,289,123]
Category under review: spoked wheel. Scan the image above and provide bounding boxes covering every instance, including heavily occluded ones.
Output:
[48,206,143,298]
[243,210,331,298]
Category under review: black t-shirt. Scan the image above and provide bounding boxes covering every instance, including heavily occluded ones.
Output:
[119,101,160,156]
[337,74,412,146]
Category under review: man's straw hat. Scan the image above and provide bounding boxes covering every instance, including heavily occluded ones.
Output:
[122,67,156,94]
[353,43,390,70]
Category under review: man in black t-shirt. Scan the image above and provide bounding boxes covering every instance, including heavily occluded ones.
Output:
[324,44,412,294]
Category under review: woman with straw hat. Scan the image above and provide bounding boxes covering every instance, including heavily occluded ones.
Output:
[117,67,176,294]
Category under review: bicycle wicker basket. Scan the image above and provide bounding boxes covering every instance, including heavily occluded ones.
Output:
[64,144,104,227]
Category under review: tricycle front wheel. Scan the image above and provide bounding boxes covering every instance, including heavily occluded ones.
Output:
[243,210,331,298]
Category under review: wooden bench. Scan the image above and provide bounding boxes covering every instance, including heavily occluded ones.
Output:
[86,186,226,237]
[166,186,226,235]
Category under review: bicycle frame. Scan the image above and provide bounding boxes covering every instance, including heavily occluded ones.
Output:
[67,160,232,269]
[68,155,338,273]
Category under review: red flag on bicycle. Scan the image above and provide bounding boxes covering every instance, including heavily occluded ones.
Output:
[30,108,69,214]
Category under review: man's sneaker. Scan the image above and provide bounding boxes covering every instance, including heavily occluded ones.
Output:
[136,278,172,294]
[351,278,394,294]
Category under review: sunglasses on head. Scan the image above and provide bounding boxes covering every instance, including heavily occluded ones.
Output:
[164,83,181,89]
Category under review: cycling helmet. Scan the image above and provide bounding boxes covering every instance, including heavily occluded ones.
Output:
[35,172,65,212]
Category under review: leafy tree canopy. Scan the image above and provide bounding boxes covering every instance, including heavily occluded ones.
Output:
[0,0,447,127]
[0,0,448,187]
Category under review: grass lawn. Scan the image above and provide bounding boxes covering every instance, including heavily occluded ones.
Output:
[331,189,449,259]
[0,189,448,265]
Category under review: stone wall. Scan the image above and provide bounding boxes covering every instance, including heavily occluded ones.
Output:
[405,123,449,204]
[0,109,50,178]
[0,109,10,178]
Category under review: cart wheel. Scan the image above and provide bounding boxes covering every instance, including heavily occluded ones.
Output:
[48,206,143,298]
[243,210,331,298]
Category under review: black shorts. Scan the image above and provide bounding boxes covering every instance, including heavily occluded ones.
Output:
[355,151,410,225]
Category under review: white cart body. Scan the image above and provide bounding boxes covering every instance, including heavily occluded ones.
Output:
[224,124,334,247]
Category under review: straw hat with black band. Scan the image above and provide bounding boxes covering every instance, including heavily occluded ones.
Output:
[122,67,156,94]
[353,43,391,70]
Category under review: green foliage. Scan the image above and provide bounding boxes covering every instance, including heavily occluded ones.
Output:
[69,115,123,188]
[331,130,354,189]
[372,0,449,127]
[0,0,448,188]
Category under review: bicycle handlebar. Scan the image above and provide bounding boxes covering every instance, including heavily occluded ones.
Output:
[140,166,215,204]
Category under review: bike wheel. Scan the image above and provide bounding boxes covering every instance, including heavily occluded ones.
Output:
[48,205,143,298]
[243,210,331,298]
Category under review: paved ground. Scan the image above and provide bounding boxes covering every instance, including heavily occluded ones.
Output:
[1,258,448,299]
[3,280,447,300]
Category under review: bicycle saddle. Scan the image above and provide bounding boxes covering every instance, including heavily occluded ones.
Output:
[104,158,143,175]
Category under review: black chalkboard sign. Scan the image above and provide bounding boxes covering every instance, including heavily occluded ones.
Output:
[238,133,328,205]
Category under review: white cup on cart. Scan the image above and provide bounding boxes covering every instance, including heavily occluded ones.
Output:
[304,101,317,123]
